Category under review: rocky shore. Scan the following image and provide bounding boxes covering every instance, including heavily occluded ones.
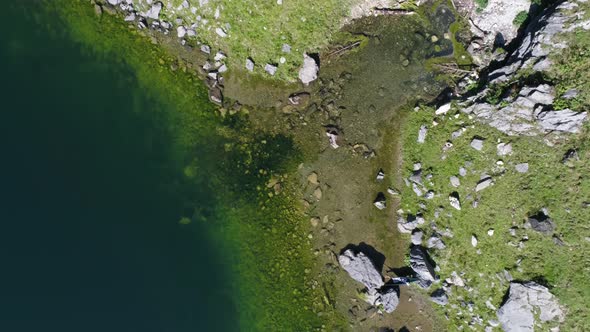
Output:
[89,0,590,331]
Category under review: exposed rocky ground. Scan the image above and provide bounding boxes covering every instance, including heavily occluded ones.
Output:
[393,1,590,331]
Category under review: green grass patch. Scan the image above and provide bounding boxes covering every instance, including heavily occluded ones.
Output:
[138,0,351,82]
[400,104,590,330]
[513,10,529,27]
[550,28,590,111]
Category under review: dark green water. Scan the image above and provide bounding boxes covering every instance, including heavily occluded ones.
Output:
[0,3,237,331]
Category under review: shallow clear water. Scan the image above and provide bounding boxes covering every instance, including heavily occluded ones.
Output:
[0,3,237,331]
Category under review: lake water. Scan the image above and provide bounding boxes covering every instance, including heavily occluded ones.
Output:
[0,3,237,331]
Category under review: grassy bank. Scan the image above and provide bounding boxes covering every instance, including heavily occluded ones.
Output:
[397,3,590,329]
[131,0,350,81]
[398,104,590,330]
[50,1,344,330]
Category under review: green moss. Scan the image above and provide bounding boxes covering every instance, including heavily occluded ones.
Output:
[513,10,530,27]
[449,21,473,66]
[475,0,489,11]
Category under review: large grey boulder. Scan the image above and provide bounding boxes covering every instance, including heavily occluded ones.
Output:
[411,229,424,245]
[537,109,588,133]
[298,54,319,85]
[338,249,384,290]
[409,246,436,286]
[471,0,531,48]
[488,1,589,84]
[497,282,564,332]
[526,212,555,234]
[460,2,590,140]
[377,287,400,313]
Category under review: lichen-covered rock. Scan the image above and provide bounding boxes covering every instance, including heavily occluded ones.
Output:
[497,282,564,332]
[488,1,590,84]
[338,249,384,290]
[397,214,424,234]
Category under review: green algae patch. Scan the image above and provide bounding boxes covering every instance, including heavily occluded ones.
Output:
[49,1,345,330]
[206,117,348,331]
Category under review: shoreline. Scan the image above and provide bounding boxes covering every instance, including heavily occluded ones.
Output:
[47,0,590,330]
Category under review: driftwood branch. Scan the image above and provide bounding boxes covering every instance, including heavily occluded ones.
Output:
[433,63,472,75]
[326,41,361,57]
[373,7,415,15]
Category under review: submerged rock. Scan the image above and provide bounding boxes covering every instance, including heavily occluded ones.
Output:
[497,282,564,332]
[338,249,384,290]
